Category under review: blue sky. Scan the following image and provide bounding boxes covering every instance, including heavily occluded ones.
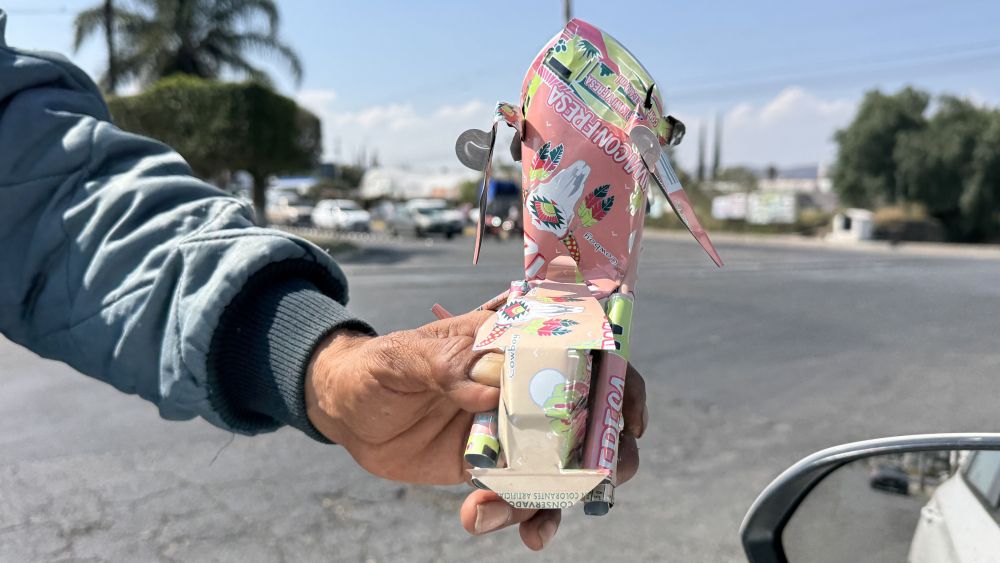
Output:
[5,0,1000,173]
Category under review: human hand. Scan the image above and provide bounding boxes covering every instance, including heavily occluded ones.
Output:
[305,309,500,484]
[305,310,648,550]
[458,362,647,550]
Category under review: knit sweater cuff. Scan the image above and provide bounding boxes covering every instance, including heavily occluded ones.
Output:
[208,261,376,442]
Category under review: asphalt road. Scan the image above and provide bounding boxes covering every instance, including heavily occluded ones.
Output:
[783,459,926,563]
[3,233,999,562]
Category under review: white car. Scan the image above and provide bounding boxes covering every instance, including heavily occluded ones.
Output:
[909,451,1000,562]
[265,196,313,226]
[408,199,465,238]
[387,199,465,238]
[311,199,371,232]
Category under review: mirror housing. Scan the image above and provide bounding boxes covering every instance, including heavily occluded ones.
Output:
[740,433,1000,563]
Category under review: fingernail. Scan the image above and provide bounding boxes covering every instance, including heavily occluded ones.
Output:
[639,406,649,438]
[539,519,558,549]
[474,502,512,534]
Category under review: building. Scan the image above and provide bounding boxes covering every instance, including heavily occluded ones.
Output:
[827,209,875,242]
[756,163,834,194]
[359,167,479,200]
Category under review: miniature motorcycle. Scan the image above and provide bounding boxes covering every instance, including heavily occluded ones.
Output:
[449,18,721,515]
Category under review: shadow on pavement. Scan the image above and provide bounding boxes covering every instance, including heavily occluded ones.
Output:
[331,241,450,265]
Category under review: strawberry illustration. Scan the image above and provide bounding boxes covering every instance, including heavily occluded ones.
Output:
[539,318,578,336]
[525,318,579,337]
[529,141,565,182]
[577,184,615,227]
[561,233,581,262]
[475,324,509,349]
[534,296,584,303]
[494,102,520,127]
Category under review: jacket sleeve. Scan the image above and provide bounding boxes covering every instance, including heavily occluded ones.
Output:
[0,12,370,438]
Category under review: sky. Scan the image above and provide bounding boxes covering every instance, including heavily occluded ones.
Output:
[4,0,1000,174]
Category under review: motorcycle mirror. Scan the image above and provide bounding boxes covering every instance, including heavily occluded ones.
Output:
[455,128,495,171]
[741,434,1000,563]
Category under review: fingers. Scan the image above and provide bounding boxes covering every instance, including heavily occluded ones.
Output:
[424,312,502,411]
[622,363,648,438]
[460,490,560,551]
[617,364,645,486]
[446,379,500,413]
[616,433,639,485]
[461,490,539,535]
[519,509,561,551]
[369,310,500,410]
[469,353,503,387]
[418,309,495,339]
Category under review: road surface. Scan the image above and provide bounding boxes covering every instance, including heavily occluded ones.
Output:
[2,234,999,562]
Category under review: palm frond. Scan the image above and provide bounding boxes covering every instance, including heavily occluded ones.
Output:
[86,0,304,87]
[210,0,280,32]
[213,49,274,86]
[207,31,303,84]
[72,6,107,51]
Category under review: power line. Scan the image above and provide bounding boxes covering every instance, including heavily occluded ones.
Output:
[4,7,68,15]
[678,38,1000,87]
[670,48,1000,103]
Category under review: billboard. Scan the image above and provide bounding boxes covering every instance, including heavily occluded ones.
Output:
[747,192,797,225]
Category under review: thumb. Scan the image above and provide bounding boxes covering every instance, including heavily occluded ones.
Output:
[431,338,500,412]
[447,352,503,411]
[411,309,502,411]
[446,377,500,413]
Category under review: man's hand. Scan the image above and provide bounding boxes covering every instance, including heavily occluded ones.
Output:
[305,310,500,483]
[305,310,648,550]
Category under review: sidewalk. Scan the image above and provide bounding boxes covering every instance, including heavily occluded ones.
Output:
[644,228,1000,260]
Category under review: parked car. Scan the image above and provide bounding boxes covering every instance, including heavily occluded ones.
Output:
[868,464,910,495]
[265,195,313,226]
[909,450,1000,563]
[311,199,371,232]
[387,199,463,238]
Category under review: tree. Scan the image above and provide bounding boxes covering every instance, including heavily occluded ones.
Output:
[73,0,122,92]
[73,0,302,89]
[108,75,321,221]
[715,166,758,191]
[893,96,988,238]
[833,87,929,207]
[961,111,1000,241]
[458,178,481,205]
[308,165,368,200]
[834,87,1000,242]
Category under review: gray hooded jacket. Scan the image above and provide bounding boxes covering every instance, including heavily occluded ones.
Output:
[0,11,371,441]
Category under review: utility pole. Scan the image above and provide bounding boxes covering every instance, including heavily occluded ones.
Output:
[103,0,118,94]
[711,112,723,180]
[697,121,706,183]
[563,0,572,24]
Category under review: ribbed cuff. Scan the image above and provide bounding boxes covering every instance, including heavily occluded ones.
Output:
[207,260,376,442]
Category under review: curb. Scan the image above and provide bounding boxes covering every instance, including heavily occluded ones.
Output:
[644,229,1000,261]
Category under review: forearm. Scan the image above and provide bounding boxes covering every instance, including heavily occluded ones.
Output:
[208,260,374,441]
[0,21,371,435]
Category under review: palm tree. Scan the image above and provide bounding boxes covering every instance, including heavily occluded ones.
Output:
[576,39,601,61]
[73,0,303,91]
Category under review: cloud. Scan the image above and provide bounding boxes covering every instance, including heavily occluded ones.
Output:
[296,89,338,110]
[433,100,489,119]
[294,91,493,170]
[297,86,862,173]
[673,87,858,170]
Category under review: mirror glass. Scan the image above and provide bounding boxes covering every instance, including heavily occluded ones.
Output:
[782,450,1000,563]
